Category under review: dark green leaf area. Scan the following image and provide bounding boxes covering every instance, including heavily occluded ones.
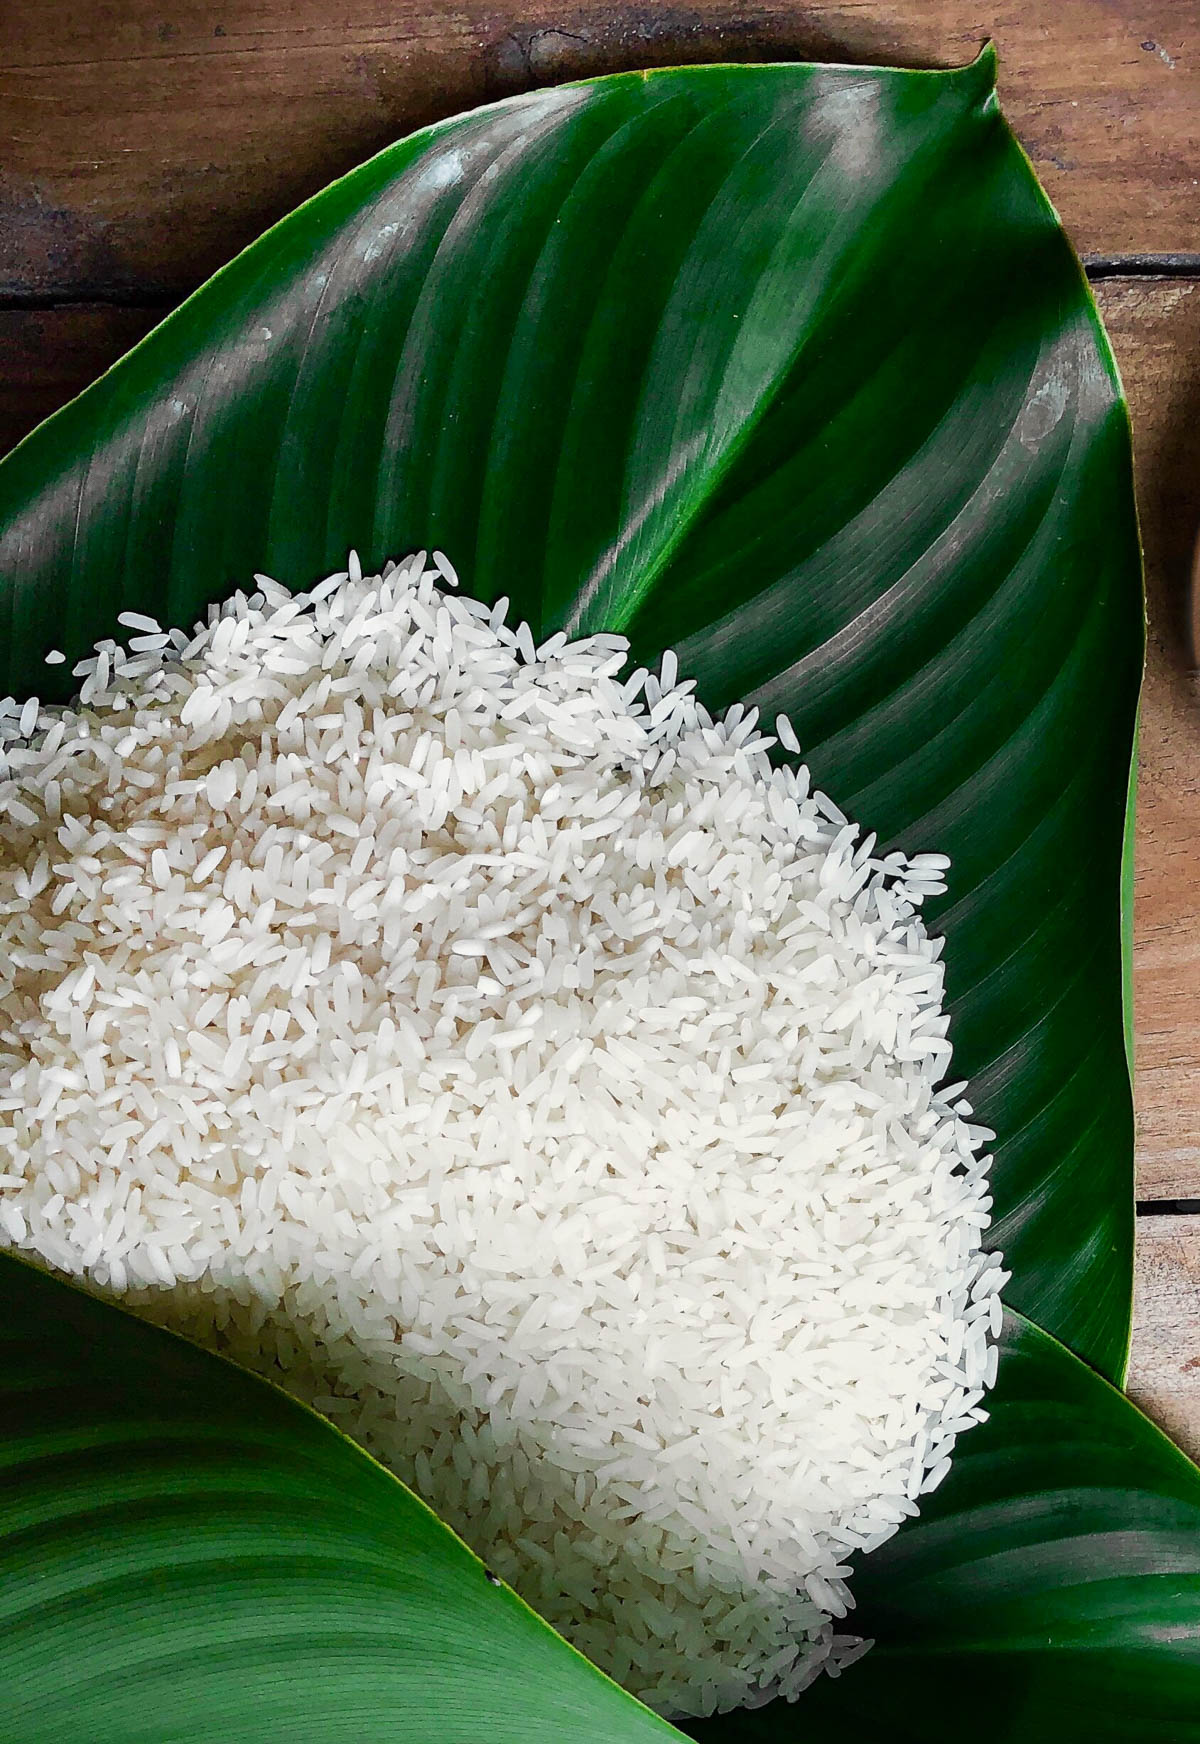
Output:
[692,1313,1200,1744]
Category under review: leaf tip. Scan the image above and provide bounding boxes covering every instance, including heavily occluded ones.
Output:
[963,38,1000,101]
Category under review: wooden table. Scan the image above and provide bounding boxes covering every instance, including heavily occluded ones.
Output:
[4,1,1198,1450]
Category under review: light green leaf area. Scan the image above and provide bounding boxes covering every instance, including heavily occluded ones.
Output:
[0,1252,681,1744]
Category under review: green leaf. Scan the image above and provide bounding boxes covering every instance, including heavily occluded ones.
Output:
[690,1311,1200,1744]
[0,62,1140,1366]
[0,1251,682,1744]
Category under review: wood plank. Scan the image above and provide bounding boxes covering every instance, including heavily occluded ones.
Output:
[3,280,1200,1202]
[1094,279,1200,1200]
[1130,1215,1200,1460]
[3,1,1200,302]
[0,307,161,460]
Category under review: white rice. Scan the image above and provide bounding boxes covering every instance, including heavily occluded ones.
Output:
[0,553,1004,1717]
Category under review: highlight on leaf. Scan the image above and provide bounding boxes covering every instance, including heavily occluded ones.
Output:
[0,45,1159,1744]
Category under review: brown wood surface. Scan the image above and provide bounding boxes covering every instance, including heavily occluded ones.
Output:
[4,1,1200,302]
[1130,1216,1200,1461]
[1,3,1198,1440]
[1094,280,1200,1204]
[0,308,160,460]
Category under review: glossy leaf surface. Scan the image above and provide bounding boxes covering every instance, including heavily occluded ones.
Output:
[7,1262,1196,1744]
[0,54,1142,1377]
[0,1253,681,1744]
[693,1311,1200,1744]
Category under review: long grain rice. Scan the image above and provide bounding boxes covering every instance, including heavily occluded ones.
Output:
[0,554,1004,1716]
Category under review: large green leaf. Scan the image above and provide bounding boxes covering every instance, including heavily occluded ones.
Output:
[8,1261,1198,1744]
[0,52,1142,1379]
[0,1251,682,1744]
[692,1311,1200,1744]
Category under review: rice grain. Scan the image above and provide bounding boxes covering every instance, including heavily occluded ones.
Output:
[0,555,1003,1717]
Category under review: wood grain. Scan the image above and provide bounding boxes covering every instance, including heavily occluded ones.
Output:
[1130,1215,1200,1461]
[0,308,161,461]
[3,1,1200,303]
[1094,279,1200,1201]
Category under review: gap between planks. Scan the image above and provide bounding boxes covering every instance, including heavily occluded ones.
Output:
[0,254,1189,313]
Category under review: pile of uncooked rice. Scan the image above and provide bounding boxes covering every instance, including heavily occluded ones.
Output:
[0,552,1004,1717]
